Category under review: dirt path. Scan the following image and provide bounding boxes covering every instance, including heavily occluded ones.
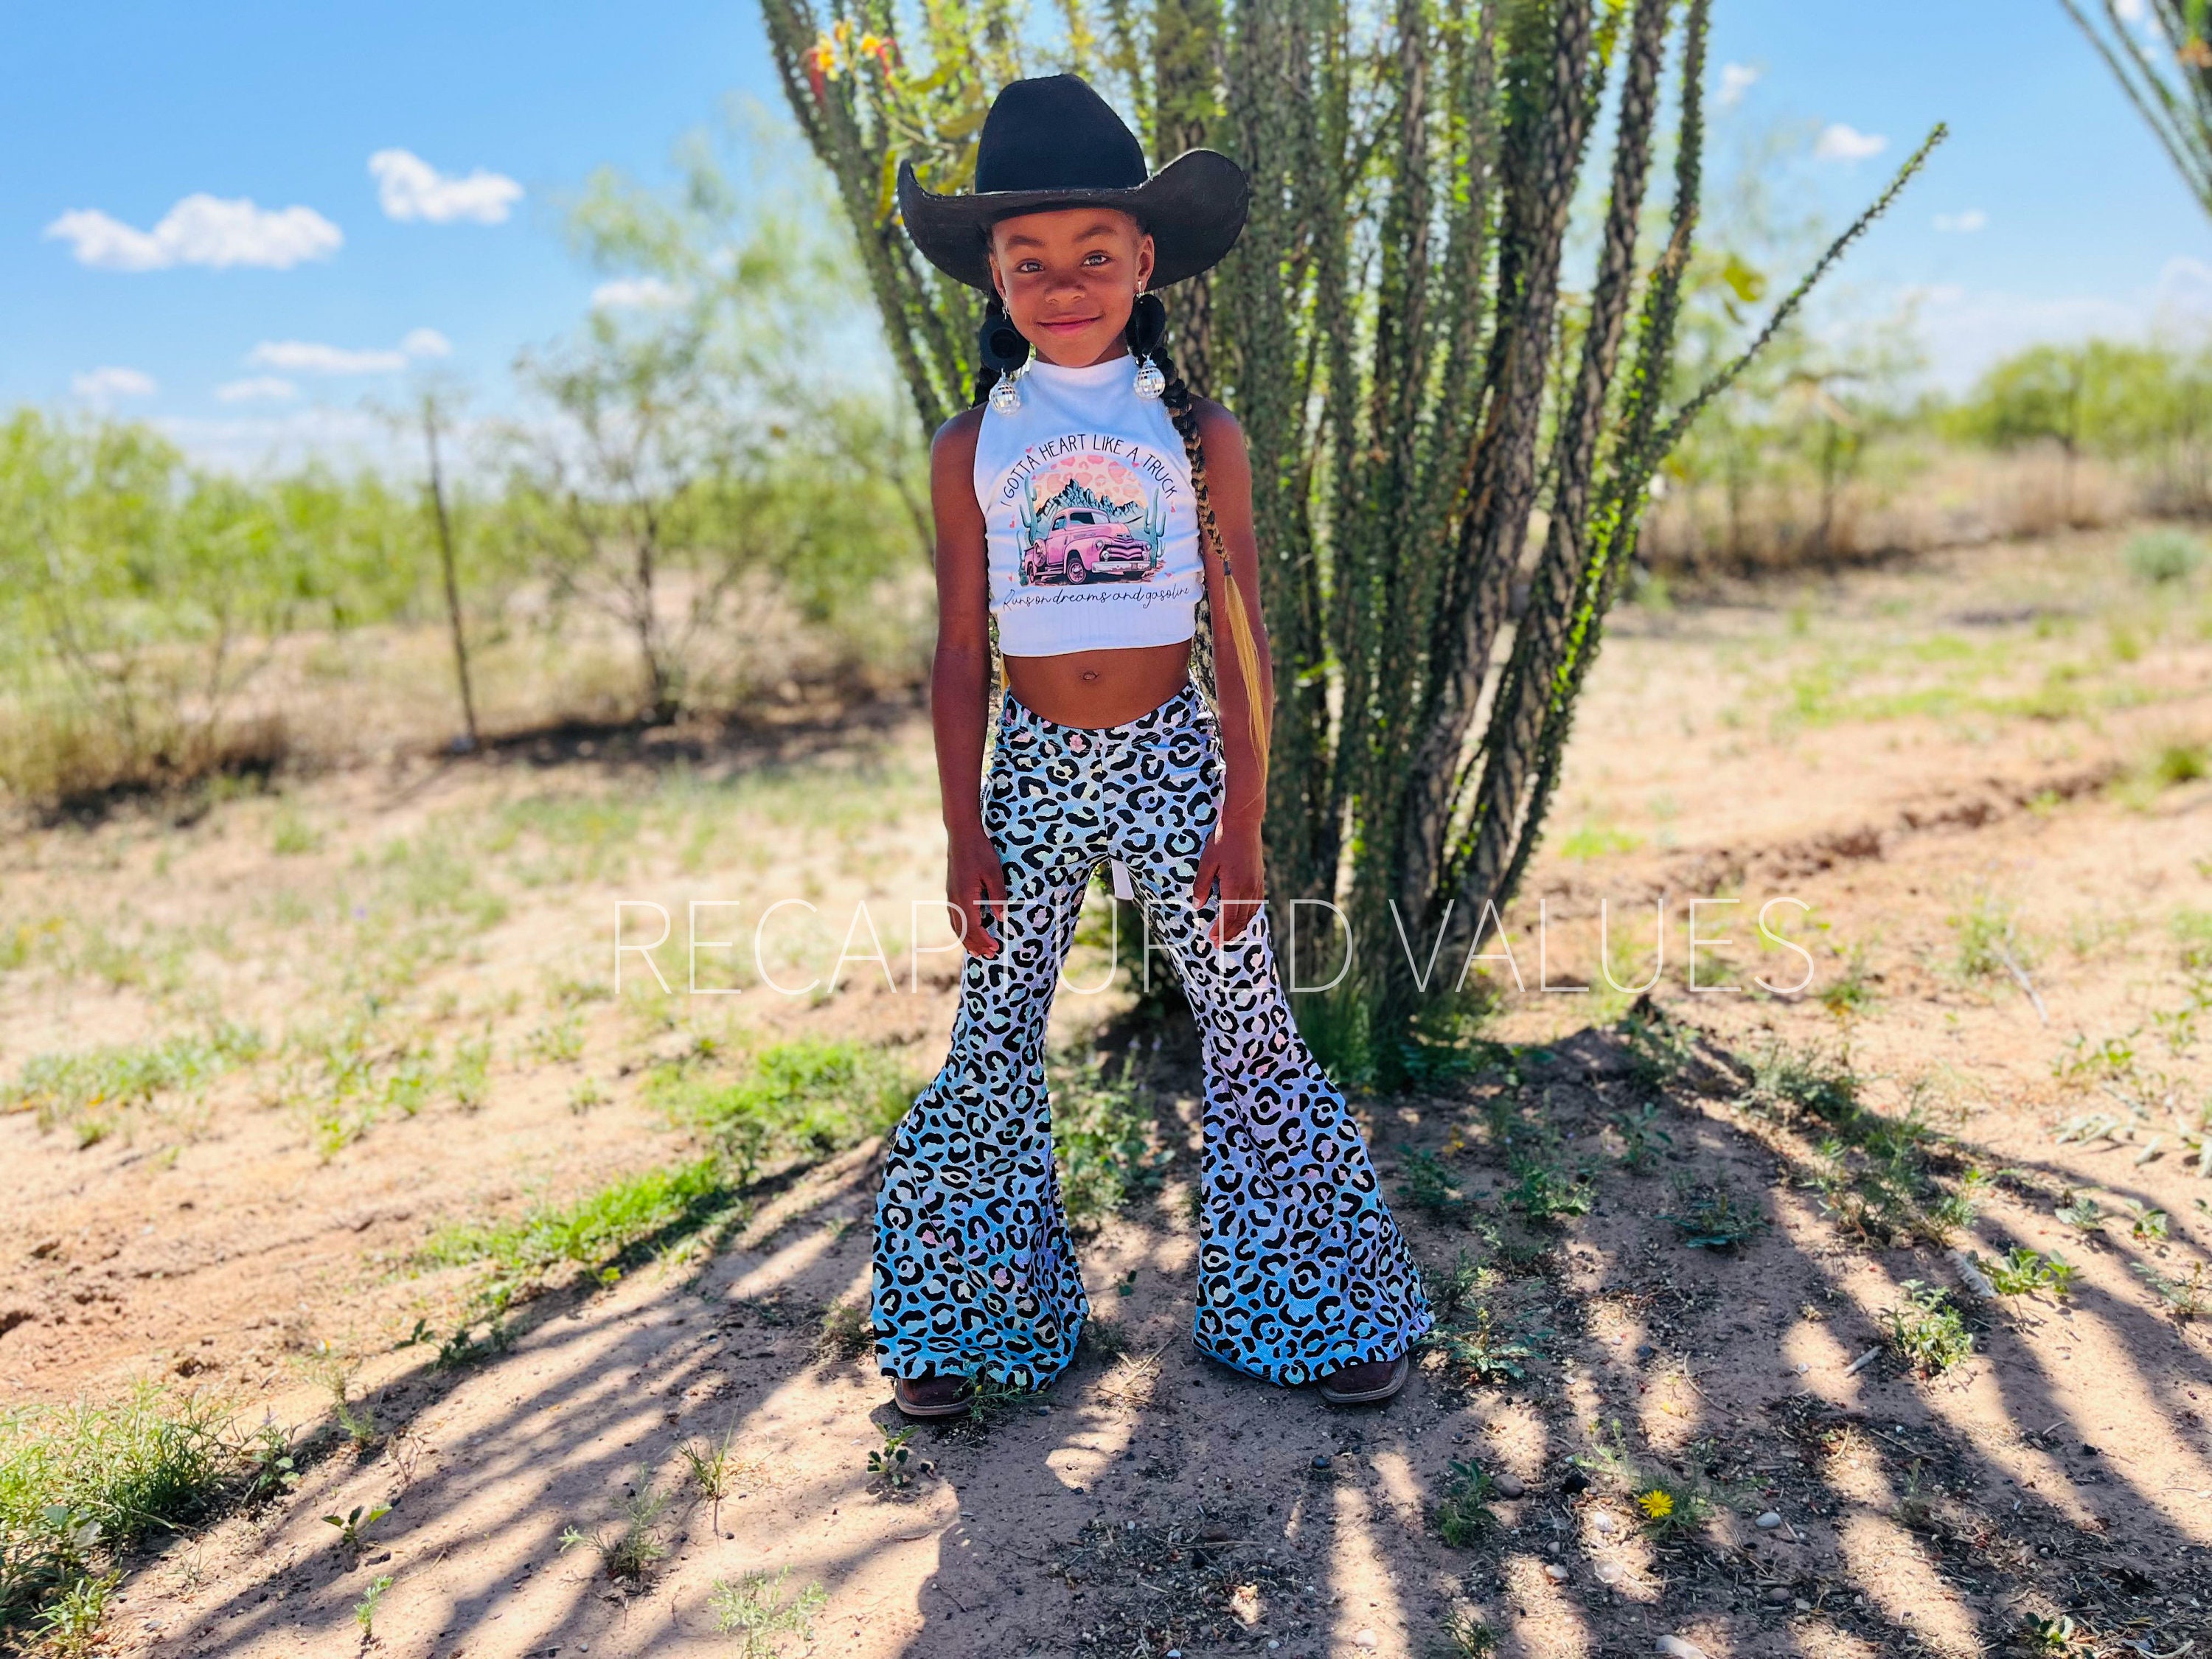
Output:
[5,526,2212,1658]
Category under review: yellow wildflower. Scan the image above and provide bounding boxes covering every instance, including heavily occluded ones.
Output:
[859,32,883,55]
[1636,1488,1674,1520]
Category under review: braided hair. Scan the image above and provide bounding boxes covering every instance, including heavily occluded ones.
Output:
[972,293,1273,793]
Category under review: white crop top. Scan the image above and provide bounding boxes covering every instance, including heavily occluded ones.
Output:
[972,354,1205,656]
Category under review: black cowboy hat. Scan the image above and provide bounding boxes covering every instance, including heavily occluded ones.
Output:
[897,74,1248,292]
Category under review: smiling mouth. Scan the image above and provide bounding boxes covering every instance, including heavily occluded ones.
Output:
[1038,315,1099,333]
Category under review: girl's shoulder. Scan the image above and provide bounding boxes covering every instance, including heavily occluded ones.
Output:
[1185,395,1247,462]
[931,404,985,463]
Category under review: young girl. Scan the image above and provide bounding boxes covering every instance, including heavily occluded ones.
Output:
[874,73,1433,1417]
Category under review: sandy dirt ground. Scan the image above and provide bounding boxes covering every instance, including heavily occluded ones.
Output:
[4,525,2212,1658]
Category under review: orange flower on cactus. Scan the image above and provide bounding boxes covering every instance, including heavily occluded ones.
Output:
[806,31,842,97]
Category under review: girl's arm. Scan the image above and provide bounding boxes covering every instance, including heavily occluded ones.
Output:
[1188,398,1276,947]
[926,408,1006,960]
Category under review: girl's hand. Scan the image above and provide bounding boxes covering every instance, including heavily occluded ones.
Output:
[1193,819,1265,947]
[947,824,1007,959]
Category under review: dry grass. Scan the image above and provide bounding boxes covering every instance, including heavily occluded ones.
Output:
[1644,444,2156,576]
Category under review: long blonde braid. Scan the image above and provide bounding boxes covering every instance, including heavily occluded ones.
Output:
[1153,347,1272,796]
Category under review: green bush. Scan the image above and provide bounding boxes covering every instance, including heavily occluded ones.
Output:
[2126,528,2206,586]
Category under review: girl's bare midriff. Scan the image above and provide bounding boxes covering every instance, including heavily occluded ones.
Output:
[1003,639,1193,728]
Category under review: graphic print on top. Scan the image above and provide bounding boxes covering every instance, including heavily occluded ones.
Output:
[973,355,1204,658]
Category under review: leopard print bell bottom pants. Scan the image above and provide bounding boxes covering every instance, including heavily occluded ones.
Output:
[871,679,1433,1389]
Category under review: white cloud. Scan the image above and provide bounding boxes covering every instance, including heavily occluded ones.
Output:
[215,376,297,403]
[1904,256,2212,389]
[72,366,157,400]
[2116,0,2147,19]
[245,329,451,375]
[1813,123,1888,163]
[44,195,341,271]
[369,149,523,225]
[1933,209,1989,234]
[1718,63,1760,109]
[591,276,689,310]
[249,341,407,375]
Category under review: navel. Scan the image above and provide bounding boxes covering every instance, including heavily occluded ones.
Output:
[1082,669,1100,682]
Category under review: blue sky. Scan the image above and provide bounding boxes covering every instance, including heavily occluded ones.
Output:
[6,1,2209,470]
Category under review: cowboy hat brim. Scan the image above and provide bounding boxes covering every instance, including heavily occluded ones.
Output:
[896,149,1250,292]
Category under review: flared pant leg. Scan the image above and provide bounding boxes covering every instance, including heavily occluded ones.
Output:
[1103,702,1436,1385]
[869,713,1105,1388]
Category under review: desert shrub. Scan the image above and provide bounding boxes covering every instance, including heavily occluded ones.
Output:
[2126,527,2205,585]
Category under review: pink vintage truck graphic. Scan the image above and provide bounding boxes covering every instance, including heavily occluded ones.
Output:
[1012,455,1169,586]
[1022,507,1157,585]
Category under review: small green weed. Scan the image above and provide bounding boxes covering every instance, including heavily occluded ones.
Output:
[2053,1194,2110,1234]
[560,1480,669,1582]
[312,1350,380,1453]
[868,1423,919,1489]
[2134,1258,2211,1319]
[2055,1030,2139,1085]
[2155,741,2209,787]
[523,1012,585,1065]
[1422,1306,1533,1386]
[1608,1103,1672,1172]
[1660,1178,1766,1250]
[676,1425,754,1531]
[353,1573,393,1638]
[1503,1162,1590,1223]
[32,1568,118,1657]
[321,1503,390,1554]
[1631,1475,1711,1538]
[1950,892,2034,984]
[1819,945,1879,1018]
[1622,1012,1696,1094]
[239,1420,299,1501]
[1430,1459,1500,1546]
[816,1299,874,1363]
[709,1566,829,1657]
[1981,1248,2079,1298]
[1884,1282,1973,1374]
[2017,1611,2082,1652]
[1398,1149,1477,1225]
[1422,1250,1498,1324]
[270,804,324,857]
[2122,1200,2168,1240]
[445,1032,491,1108]
[959,1371,1030,1432]
[1439,1610,1498,1656]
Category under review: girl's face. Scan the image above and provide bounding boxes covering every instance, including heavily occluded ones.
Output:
[987,207,1155,369]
